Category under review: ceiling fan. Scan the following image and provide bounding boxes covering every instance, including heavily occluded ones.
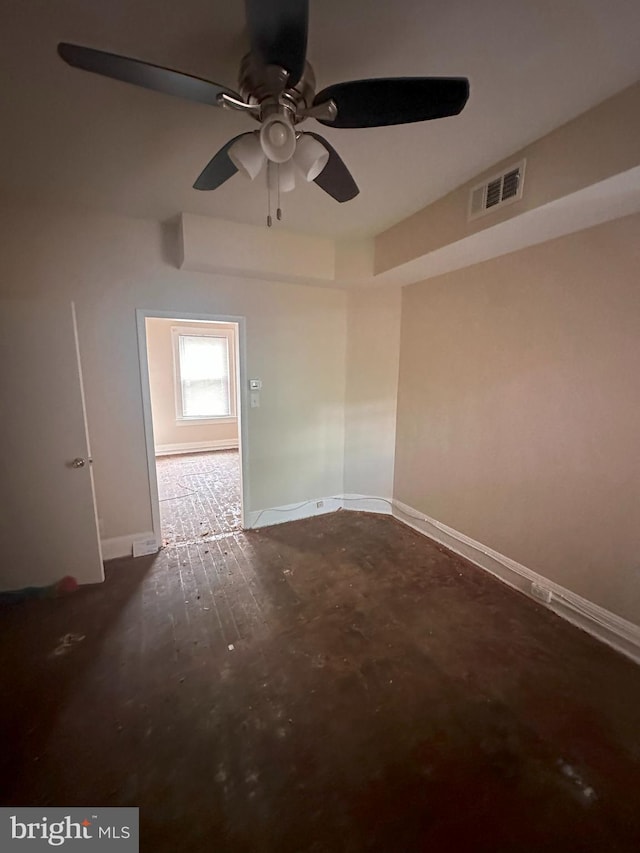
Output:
[58,0,469,215]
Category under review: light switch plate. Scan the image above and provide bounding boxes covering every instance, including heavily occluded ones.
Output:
[250,392,260,408]
[249,379,262,390]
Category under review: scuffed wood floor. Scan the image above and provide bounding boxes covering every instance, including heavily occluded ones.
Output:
[2,511,640,852]
[156,450,241,546]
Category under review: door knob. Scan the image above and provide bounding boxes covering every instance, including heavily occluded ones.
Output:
[72,457,86,468]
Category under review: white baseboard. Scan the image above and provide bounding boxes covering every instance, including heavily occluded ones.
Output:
[392,499,640,666]
[155,439,239,456]
[393,500,640,663]
[340,494,393,514]
[246,493,393,530]
[247,497,343,529]
[101,531,158,561]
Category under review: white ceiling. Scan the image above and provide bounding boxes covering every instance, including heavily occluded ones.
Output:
[0,0,638,238]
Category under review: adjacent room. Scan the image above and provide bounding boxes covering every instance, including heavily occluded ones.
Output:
[1,1,640,851]
[144,316,243,546]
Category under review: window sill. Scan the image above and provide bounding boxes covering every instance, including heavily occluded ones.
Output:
[175,416,237,427]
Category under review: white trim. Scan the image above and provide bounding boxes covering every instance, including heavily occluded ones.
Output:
[171,324,237,422]
[101,531,156,561]
[340,494,393,514]
[245,493,393,529]
[136,310,250,539]
[155,439,239,456]
[247,497,343,529]
[175,416,237,427]
[392,499,640,666]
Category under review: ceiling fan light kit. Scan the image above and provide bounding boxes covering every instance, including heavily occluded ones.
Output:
[259,112,297,163]
[57,0,470,226]
[228,132,265,180]
[293,133,329,182]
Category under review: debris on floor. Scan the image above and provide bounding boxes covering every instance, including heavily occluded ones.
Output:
[155,450,241,546]
[50,632,85,657]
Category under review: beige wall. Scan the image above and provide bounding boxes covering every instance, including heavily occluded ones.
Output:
[146,317,239,451]
[0,203,347,539]
[394,213,640,624]
[376,81,640,274]
[344,286,401,498]
[180,213,336,283]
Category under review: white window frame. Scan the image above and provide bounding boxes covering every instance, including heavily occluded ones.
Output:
[171,325,237,426]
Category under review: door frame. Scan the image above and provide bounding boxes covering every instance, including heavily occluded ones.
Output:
[136,308,250,544]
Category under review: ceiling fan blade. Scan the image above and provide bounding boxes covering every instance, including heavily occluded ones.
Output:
[193,134,252,191]
[245,0,308,87]
[313,77,469,129]
[305,133,359,203]
[58,43,240,106]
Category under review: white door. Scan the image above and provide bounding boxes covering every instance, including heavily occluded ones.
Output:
[0,300,103,590]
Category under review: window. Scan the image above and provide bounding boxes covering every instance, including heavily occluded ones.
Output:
[172,327,235,422]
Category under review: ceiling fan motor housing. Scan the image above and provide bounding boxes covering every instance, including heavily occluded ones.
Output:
[238,53,316,123]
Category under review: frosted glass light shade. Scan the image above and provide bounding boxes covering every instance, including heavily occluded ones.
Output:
[293,134,329,181]
[260,114,296,163]
[228,133,265,180]
[277,160,296,193]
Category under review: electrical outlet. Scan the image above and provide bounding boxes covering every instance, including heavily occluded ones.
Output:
[133,537,159,558]
[316,500,324,509]
[531,582,552,604]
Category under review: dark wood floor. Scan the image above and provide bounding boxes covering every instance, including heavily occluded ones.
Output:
[2,511,640,852]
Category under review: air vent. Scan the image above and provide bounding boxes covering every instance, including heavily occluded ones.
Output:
[486,177,502,208]
[468,159,526,220]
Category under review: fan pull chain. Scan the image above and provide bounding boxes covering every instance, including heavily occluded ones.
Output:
[266,161,272,227]
[276,164,282,221]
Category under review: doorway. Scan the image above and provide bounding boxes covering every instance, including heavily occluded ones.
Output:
[137,311,248,549]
